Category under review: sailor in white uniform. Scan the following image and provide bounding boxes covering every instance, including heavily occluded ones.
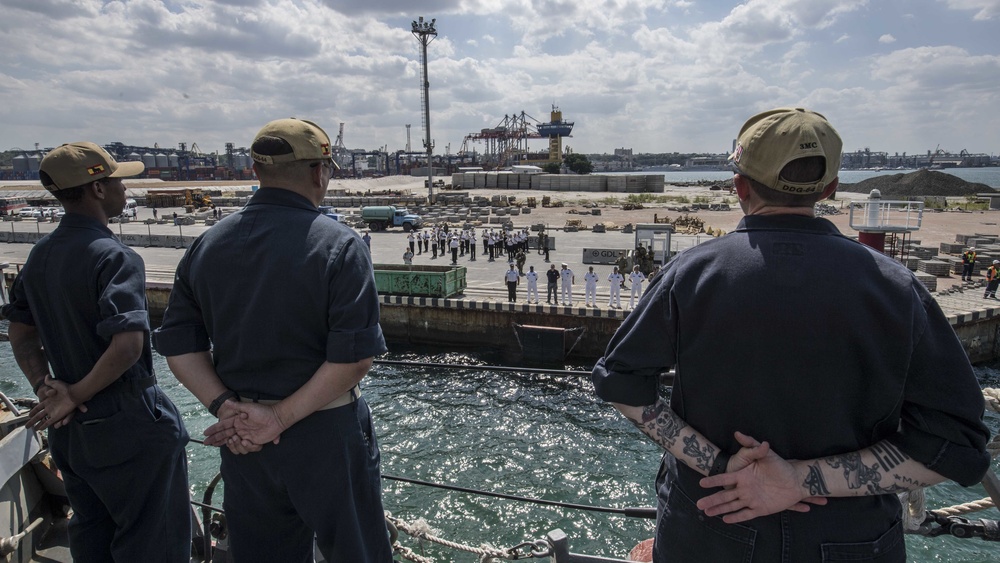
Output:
[525,265,539,303]
[583,266,599,307]
[628,265,646,309]
[559,263,575,306]
[607,266,624,309]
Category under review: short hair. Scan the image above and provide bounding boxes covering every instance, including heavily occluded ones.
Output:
[252,135,305,179]
[743,156,829,207]
[252,134,294,157]
[40,170,86,203]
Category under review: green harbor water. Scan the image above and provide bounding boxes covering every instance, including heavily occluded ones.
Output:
[0,343,997,562]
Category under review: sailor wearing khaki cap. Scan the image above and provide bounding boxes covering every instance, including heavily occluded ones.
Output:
[593,108,990,562]
[2,141,192,561]
[39,141,145,192]
[155,118,393,562]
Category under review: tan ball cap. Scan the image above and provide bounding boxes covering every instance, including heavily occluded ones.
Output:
[729,108,842,195]
[250,118,336,167]
[39,142,144,191]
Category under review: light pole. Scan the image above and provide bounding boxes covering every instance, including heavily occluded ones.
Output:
[411,16,437,202]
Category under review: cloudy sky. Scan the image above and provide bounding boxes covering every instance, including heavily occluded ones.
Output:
[2,0,998,158]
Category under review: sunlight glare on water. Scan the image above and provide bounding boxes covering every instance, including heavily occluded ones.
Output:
[0,341,997,561]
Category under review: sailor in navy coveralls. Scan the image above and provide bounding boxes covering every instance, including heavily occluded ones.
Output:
[4,142,191,562]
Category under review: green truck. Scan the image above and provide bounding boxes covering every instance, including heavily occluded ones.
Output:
[361,205,422,232]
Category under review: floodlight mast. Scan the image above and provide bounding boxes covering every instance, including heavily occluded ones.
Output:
[411,16,437,200]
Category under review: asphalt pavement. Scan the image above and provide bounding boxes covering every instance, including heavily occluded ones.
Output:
[1,205,715,306]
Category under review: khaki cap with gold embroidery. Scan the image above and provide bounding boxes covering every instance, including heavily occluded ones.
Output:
[39,142,144,191]
[729,108,842,195]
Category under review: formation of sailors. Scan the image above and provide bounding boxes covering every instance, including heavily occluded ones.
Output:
[408,226,540,264]
[401,226,659,309]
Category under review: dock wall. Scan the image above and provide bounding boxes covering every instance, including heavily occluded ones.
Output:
[145,284,623,361]
[947,307,1000,364]
[144,284,1000,363]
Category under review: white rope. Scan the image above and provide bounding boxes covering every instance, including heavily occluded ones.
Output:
[899,489,926,532]
[385,512,520,562]
[929,497,996,517]
[984,388,1000,415]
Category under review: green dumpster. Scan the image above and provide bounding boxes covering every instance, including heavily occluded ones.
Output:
[373,264,467,298]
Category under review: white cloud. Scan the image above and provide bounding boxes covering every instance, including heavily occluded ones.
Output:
[941,0,1000,20]
[879,34,896,43]
[0,0,996,157]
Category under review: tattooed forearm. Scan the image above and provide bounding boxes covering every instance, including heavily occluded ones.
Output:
[803,463,831,496]
[682,434,716,473]
[871,442,908,472]
[893,474,934,489]
[826,452,881,492]
[868,483,908,494]
[631,400,689,450]
[620,399,727,476]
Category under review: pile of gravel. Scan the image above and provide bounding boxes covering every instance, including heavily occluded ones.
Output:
[838,170,995,197]
[814,203,840,217]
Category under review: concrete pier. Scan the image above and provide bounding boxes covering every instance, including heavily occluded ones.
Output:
[6,209,1000,363]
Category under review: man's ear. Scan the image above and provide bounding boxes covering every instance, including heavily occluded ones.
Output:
[733,174,751,201]
[820,179,839,201]
[88,180,106,200]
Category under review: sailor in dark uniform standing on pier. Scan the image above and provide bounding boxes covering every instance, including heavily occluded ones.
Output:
[154,118,392,563]
[3,143,191,562]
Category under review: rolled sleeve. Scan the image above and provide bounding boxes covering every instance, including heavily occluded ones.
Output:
[887,428,990,487]
[152,253,212,356]
[889,294,991,486]
[326,325,387,364]
[96,310,149,339]
[0,275,34,325]
[592,357,661,406]
[592,272,675,407]
[96,250,149,338]
[325,238,387,364]
[152,323,211,357]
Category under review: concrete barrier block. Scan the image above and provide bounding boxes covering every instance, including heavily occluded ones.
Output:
[119,233,149,247]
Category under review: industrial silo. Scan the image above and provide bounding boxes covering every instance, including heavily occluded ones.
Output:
[168,154,179,168]
[142,153,156,168]
[155,153,168,168]
[12,154,28,174]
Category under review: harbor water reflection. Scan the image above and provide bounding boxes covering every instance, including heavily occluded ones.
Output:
[0,343,997,561]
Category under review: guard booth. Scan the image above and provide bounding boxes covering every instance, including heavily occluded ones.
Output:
[848,190,923,257]
[634,224,674,265]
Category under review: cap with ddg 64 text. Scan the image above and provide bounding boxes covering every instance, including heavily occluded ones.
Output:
[39,142,144,192]
[250,118,337,167]
[729,108,842,195]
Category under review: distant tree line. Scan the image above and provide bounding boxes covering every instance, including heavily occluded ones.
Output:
[586,152,722,167]
[543,153,595,174]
